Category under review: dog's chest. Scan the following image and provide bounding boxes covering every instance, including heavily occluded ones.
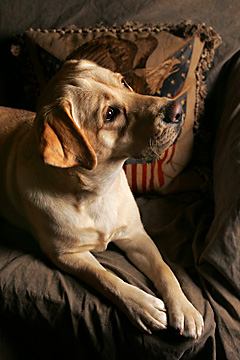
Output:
[54,192,133,253]
[82,198,129,251]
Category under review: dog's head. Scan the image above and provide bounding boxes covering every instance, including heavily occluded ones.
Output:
[35,60,184,170]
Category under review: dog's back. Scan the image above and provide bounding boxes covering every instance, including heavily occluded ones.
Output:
[0,107,35,227]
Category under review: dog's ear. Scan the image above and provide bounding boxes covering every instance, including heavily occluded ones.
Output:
[38,102,97,170]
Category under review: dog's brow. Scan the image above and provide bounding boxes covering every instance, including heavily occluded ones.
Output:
[104,94,111,101]
[79,70,123,89]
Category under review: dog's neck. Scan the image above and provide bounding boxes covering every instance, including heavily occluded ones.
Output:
[37,157,127,203]
[69,159,127,198]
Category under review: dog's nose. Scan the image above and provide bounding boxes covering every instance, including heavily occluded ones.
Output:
[163,101,183,124]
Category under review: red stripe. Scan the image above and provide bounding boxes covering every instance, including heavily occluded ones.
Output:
[149,161,156,191]
[167,144,176,164]
[172,85,184,99]
[157,149,168,187]
[142,163,147,193]
[131,164,138,193]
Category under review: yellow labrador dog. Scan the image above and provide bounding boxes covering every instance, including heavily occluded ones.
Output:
[0,60,204,338]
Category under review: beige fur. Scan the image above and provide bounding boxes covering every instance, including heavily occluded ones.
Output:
[0,60,203,337]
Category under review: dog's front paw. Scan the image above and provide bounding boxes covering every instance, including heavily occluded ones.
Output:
[168,297,204,339]
[121,286,168,334]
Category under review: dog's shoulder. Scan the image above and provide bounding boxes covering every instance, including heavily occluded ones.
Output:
[0,106,35,133]
[0,106,35,150]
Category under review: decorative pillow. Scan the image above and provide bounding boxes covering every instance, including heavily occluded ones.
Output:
[12,21,221,193]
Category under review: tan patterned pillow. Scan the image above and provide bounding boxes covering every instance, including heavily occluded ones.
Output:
[13,21,221,193]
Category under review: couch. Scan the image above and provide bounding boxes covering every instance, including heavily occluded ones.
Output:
[0,1,240,359]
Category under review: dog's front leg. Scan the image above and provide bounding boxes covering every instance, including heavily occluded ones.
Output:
[48,250,167,334]
[114,232,204,338]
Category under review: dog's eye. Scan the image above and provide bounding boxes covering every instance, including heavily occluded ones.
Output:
[105,107,119,123]
[121,78,130,90]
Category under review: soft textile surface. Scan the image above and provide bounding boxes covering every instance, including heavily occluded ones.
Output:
[196,50,240,359]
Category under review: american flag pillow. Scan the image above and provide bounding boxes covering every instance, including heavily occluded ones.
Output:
[123,37,202,193]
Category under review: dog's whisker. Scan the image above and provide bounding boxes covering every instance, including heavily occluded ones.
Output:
[149,138,161,157]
